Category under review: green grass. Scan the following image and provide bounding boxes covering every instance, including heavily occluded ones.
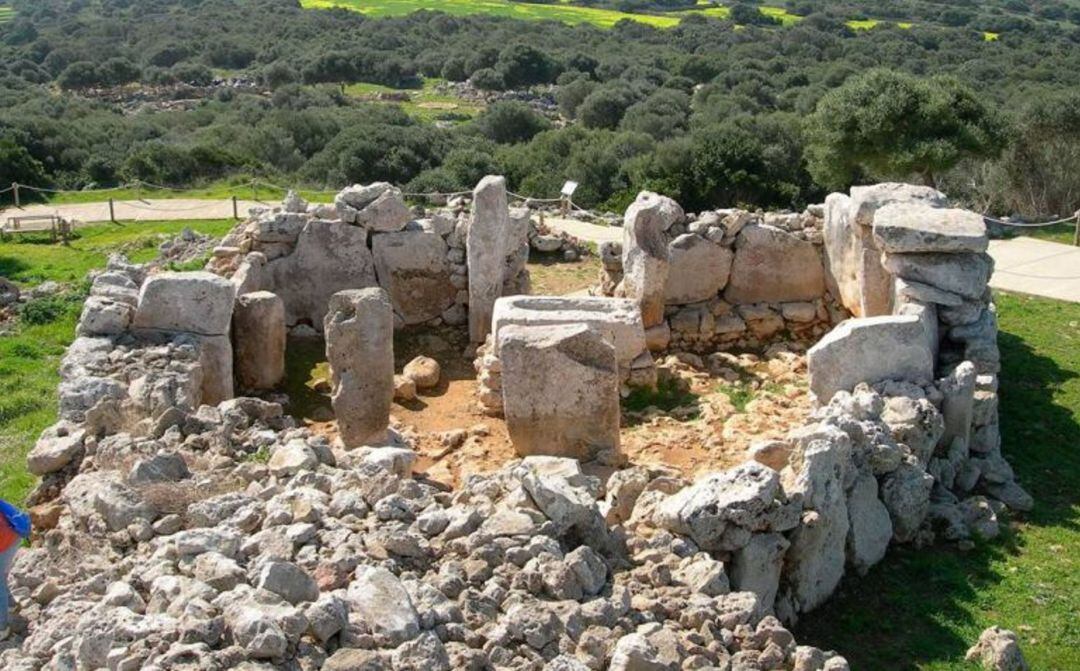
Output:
[797,291,1080,670]
[0,219,234,503]
[43,178,336,206]
[343,77,485,121]
[0,6,13,24]
[623,376,699,415]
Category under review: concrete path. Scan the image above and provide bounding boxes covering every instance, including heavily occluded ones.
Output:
[542,216,622,244]
[988,237,1080,302]
[1,198,264,229]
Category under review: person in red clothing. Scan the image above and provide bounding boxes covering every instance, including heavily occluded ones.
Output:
[0,499,30,640]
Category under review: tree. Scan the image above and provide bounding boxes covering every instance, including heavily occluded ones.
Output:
[0,138,48,204]
[578,86,637,130]
[497,44,558,88]
[805,69,1007,189]
[470,67,506,91]
[473,101,550,145]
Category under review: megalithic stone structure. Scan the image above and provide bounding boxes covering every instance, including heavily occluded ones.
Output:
[324,288,394,447]
[467,175,510,343]
[622,191,678,329]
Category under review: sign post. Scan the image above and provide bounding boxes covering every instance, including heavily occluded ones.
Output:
[559,180,578,216]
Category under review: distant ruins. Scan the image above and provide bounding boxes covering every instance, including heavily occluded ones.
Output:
[6,175,1028,670]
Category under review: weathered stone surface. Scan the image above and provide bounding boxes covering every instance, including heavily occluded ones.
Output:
[880,462,934,543]
[849,183,948,228]
[133,272,236,336]
[873,203,988,254]
[965,626,1029,671]
[808,315,934,403]
[468,175,510,343]
[347,566,420,646]
[823,192,861,315]
[28,424,85,476]
[656,462,794,552]
[882,252,993,301]
[256,561,319,605]
[372,230,456,325]
[268,219,377,330]
[939,362,977,451]
[724,225,825,304]
[499,324,620,460]
[324,289,394,446]
[232,291,286,392]
[78,296,133,336]
[623,192,677,327]
[336,183,410,232]
[845,472,892,575]
[664,233,734,305]
[783,437,849,613]
[492,295,648,369]
[402,356,441,389]
[729,533,789,617]
[197,334,234,406]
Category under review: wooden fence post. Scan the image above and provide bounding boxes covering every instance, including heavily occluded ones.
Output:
[12,182,19,208]
[1074,210,1080,247]
[109,198,116,223]
[232,195,239,220]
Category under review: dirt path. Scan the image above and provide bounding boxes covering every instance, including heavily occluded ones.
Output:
[1,199,264,227]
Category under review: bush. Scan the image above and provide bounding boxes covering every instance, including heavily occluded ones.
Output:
[19,295,77,325]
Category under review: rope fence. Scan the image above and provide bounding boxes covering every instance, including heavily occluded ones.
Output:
[2,178,1078,245]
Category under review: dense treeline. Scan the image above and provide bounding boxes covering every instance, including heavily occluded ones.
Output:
[1,0,1079,215]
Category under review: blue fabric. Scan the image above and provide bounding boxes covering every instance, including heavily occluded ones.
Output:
[0,543,16,629]
[0,500,30,538]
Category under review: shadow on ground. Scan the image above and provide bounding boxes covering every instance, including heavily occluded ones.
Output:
[795,300,1080,669]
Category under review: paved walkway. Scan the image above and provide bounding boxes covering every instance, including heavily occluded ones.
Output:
[543,215,622,244]
[1,198,264,229]
[988,237,1080,302]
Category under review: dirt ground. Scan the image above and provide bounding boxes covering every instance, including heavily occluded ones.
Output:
[279,259,812,488]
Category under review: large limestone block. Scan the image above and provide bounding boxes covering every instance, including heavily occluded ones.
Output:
[823,192,861,314]
[269,220,377,330]
[133,271,236,336]
[872,203,988,254]
[664,233,734,305]
[372,230,456,325]
[468,175,510,342]
[324,289,394,447]
[335,183,410,232]
[882,252,993,301]
[232,291,286,392]
[808,315,934,403]
[622,191,678,327]
[499,323,620,461]
[845,472,892,575]
[939,361,977,450]
[724,225,825,304]
[491,295,648,369]
[347,566,420,646]
[729,533,789,618]
[849,183,948,228]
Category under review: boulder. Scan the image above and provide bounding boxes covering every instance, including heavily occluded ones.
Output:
[664,234,734,305]
[729,533,789,617]
[132,271,236,336]
[324,289,394,446]
[197,334,234,406]
[656,462,796,552]
[402,356,441,389]
[492,295,649,370]
[467,175,510,343]
[872,203,988,254]
[347,566,420,646]
[27,424,85,476]
[724,225,825,304]
[965,626,1029,671]
[880,462,934,543]
[807,315,934,404]
[77,296,132,336]
[938,362,977,451]
[372,230,456,325]
[499,323,620,461]
[232,291,286,392]
[623,191,677,327]
[844,472,892,575]
[255,561,319,605]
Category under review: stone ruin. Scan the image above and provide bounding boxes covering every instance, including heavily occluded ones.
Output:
[5,177,1031,670]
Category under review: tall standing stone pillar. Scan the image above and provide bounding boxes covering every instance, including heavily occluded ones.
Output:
[232,291,286,392]
[324,288,394,447]
[622,192,678,328]
[467,175,510,343]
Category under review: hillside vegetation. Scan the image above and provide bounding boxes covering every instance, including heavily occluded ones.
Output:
[1,0,1079,216]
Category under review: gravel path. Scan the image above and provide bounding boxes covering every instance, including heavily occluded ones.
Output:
[0,198,264,228]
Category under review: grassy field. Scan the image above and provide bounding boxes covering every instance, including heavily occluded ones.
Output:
[798,291,1080,670]
[343,77,485,121]
[39,179,336,206]
[0,6,13,24]
[0,219,235,503]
